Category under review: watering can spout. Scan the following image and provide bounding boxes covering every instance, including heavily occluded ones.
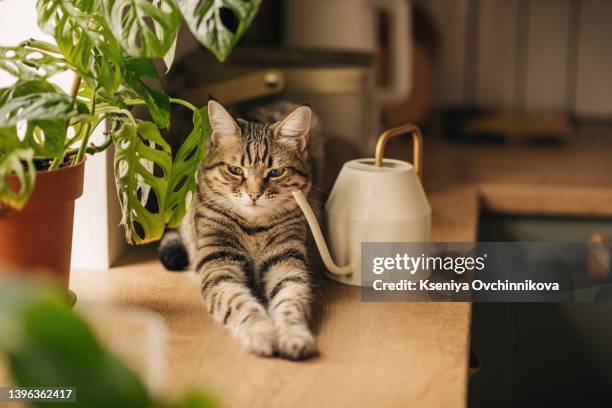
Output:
[292,190,353,276]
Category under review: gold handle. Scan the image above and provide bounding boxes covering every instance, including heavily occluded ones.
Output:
[374,124,423,177]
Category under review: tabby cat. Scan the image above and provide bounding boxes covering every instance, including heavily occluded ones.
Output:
[159,100,317,360]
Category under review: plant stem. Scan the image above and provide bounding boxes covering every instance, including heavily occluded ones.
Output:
[22,38,61,54]
[170,98,197,112]
[70,75,82,101]
[49,74,83,170]
[73,93,96,165]
[51,96,198,166]
[95,107,136,125]
[122,97,198,112]
[66,133,113,156]
[48,152,66,170]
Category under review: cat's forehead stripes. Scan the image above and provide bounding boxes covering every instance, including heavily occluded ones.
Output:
[238,121,274,167]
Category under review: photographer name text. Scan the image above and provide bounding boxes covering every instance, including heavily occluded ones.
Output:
[370,254,560,292]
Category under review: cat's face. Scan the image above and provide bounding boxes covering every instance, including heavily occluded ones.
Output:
[201,101,311,219]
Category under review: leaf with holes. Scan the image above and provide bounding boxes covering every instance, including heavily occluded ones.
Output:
[0,45,69,79]
[0,93,74,128]
[123,56,170,128]
[102,0,181,58]
[0,80,75,157]
[153,0,179,70]
[36,0,97,33]
[37,0,124,93]
[164,107,210,228]
[161,31,178,72]
[112,121,172,244]
[0,123,18,151]
[175,0,262,62]
[0,147,36,211]
[0,78,59,103]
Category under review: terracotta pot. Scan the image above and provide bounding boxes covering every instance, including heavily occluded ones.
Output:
[0,161,85,286]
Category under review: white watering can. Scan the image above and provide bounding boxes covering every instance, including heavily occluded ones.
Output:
[293,124,431,286]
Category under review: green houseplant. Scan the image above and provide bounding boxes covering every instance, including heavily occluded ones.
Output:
[0,0,262,279]
[0,278,216,407]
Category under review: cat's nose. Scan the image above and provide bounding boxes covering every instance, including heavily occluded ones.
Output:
[248,192,262,202]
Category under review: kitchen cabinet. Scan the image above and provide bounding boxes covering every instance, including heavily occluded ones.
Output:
[470,213,612,407]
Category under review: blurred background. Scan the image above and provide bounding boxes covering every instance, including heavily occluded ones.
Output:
[166,0,612,137]
[161,0,612,196]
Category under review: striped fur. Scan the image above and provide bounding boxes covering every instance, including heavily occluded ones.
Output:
[159,101,317,359]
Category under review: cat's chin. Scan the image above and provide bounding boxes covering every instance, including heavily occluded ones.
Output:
[230,195,297,220]
[234,202,272,219]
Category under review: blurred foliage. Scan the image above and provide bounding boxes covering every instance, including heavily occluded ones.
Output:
[0,279,216,408]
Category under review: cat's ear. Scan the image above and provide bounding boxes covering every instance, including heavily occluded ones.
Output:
[208,100,240,145]
[274,106,311,151]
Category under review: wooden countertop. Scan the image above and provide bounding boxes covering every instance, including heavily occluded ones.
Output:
[72,247,471,408]
[70,187,474,408]
[420,125,612,217]
[70,125,612,408]
[70,186,476,408]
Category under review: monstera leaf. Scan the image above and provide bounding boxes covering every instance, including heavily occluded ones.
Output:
[103,0,181,58]
[123,57,170,128]
[0,46,77,208]
[0,79,76,157]
[0,93,74,127]
[37,0,123,93]
[113,121,172,244]
[36,0,96,32]
[0,45,68,79]
[153,0,179,70]
[175,0,262,61]
[153,0,181,72]
[164,107,210,228]
[0,78,59,103]
[0,147,36,210]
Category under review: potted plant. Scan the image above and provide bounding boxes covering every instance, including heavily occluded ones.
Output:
[0,0,262,285]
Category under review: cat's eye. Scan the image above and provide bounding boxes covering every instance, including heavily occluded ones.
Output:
[227,165,244,176]
[268,168,285,178]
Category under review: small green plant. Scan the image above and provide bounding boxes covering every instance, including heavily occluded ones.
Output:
[0,0,261,244]
[0,279,216,408]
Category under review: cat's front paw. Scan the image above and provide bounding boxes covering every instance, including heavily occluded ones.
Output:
[277,325,317,360]
[238,318,277,357]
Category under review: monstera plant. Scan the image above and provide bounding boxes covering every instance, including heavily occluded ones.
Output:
[0,0,261,249]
